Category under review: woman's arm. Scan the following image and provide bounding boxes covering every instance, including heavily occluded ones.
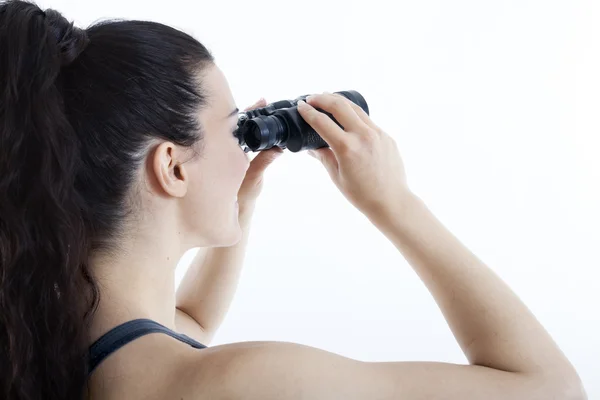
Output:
[181,191,586,400]
[175,96,282,344]
[175,203,255,344]
[180,93,585,399]
[369,191,583,385]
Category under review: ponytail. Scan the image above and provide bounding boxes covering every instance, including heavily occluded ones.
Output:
[1,1,98,398]
[1,0,216,398]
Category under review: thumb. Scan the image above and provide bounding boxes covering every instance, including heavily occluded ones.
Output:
[308,148,338,177]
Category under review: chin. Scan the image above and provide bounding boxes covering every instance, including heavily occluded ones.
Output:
[194,205,243,247]
[212,222,243,248]
[224,229,243,247]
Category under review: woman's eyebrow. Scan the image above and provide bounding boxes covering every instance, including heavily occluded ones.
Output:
[225,107,239,119]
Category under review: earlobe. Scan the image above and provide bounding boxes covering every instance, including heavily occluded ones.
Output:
[152,141,188,198]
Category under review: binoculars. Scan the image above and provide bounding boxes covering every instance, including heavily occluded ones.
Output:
[234,90,369,153]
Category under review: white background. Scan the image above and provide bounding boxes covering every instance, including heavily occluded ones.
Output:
[43,0,599,397]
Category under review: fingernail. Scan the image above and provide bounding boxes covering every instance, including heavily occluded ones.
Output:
[298,100,307,108]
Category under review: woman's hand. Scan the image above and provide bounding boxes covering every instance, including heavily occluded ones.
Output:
[297,92,410,222]
[236,98,284,208]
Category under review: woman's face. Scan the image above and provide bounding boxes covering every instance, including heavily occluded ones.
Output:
[175,64,250,248]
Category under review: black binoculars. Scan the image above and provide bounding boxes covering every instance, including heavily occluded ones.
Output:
[234,90,369,153]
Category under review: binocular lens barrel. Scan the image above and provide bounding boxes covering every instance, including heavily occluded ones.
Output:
[236,90,369,153]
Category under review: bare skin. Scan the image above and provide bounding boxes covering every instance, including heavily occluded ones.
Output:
[84,73,586,399]
[84,64,283,399]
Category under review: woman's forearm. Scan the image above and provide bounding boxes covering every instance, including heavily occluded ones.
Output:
[370,192,580,381]
[175,203,255,338]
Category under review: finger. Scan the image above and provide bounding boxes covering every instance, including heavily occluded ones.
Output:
[245,147,283,178]
[330,92,379,131]
[308,147,338,178]
[244,98,267,112]
[297,100,346,151]
[306,93,369,134]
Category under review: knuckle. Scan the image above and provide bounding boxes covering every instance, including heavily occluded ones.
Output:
[339,138,361,156]
[360,126,383,143]
[312,118,325,130]
[330,96,345,111]
[358,132,376,146]
[348,141,363,156]
[346,101,358,111]
[303,108,317,121]
[332,93,348,102]
[311,114,327,129]
[336,141,352,156]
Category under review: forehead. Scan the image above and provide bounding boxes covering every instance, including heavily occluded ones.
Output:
[202,65,235,112]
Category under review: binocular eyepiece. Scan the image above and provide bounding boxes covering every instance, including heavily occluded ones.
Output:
[234,90,369,153]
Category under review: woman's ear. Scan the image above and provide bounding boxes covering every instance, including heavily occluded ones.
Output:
[152,141,189,198]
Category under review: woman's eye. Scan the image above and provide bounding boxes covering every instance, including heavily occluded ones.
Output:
[232,129,243,146]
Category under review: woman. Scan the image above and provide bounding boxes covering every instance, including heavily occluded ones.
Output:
[0,1,586,399]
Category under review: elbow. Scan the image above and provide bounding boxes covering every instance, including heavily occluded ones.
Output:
[542,373,587,400]
[560,379,587,400]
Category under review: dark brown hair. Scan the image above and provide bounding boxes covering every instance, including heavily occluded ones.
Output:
[0,1,215,398]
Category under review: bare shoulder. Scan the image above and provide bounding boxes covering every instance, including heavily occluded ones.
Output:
[85,333,213,400]
[173,340,375,400]
[87,332,374,400]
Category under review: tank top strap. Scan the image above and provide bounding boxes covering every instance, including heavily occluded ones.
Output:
[88,318,207,375]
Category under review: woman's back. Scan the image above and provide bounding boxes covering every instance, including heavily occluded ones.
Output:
[85,328,194,399]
